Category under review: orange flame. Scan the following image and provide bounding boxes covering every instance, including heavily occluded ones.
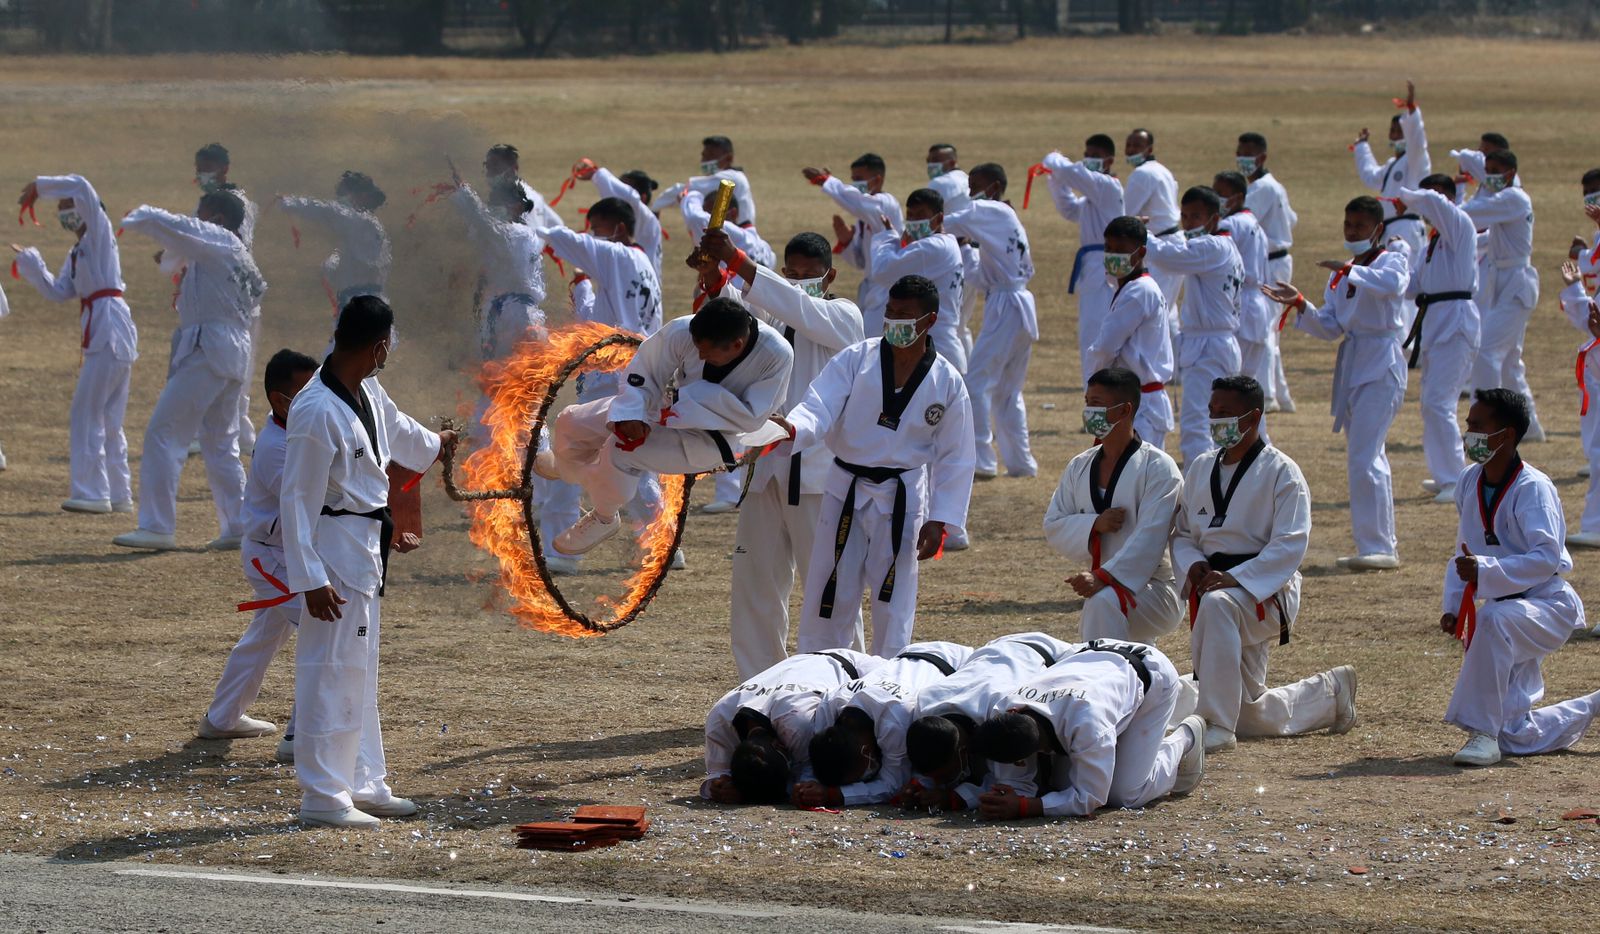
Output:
[459,322,690,638]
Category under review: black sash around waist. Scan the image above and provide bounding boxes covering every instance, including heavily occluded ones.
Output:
[817,458,911,619]
[1403,290,1475,369]
[1266,248,1289,261]
[1078,639,1152,693]
[809,650,861,680]
[895,650,955,676]
[1204,551,1290,645]
[321,504,395,596]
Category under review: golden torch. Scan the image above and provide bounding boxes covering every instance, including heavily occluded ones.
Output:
[690,178,737,266]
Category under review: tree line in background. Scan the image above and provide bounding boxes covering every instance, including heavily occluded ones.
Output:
[5,0,1594,55]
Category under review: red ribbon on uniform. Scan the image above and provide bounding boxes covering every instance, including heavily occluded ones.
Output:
[1022,163,1051,210]
[1578,330,1600,415]
[1088,532,1137,614]
[1454,582,1477,650]
[547,167,582,208]
[237,558,296,612]
[543,244,565,277]
[9,259,17,280]
[404,182,457,229]
[17,202,39,227]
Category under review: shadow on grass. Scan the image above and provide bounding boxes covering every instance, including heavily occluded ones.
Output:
[419,726,703,775]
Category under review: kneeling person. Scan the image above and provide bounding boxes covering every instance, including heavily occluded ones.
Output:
[1172,376,1357,753]
[1045,367,1183,644]
[975,640,1205,819]
[1441,389,1599,766]
[538,297,793,555]
[702,649,882,804]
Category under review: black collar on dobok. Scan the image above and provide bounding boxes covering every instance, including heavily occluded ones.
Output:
[320,360,379,458]
[317,363,393,594]
[700,312,760,384]
[1089,437,1142,514]
[1477,456,1523,547]
[1207,439,1266,529]
[876,338,937,431]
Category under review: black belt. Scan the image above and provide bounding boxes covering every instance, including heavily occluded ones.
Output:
[1494,590,1531,603]
[1019,640,1058,666]
[1403,290,1475,369]
[896,650,954,676]
[809,650,861,680]
[1205,551,1290,645]
[817,458,911,618]
[1266,248,1289,261]
[321,504,395,596]
[1155,225,1180,237]
[1079,639,1152,693]
[787,452,802,507]
[707,431,737,470]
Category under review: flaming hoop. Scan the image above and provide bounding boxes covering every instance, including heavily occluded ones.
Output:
[446,323,696,636]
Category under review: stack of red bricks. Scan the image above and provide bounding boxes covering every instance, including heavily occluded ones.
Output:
[514,805,650,851]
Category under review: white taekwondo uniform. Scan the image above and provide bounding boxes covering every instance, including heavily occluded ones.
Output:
[549,313,792,517]
[12,174,137,507]
[681,187,775,273]
[701,649,882,798]
[987,640,1191,816]
[1041,152,1125,380]
[911,632,1079,809]
[1560,280,1600,535]
[942,197,1038,477]
[1353,104,1431,267]
[720,266,864,678]
[1291,244,1410,558]
[1219,208,1275,407]
[815,175,902,339]
[452,185,546,362]
[927,168,978,356]
[868,228,967,373]
[1142,230,1244,467]
[812,641,972,805]
[1044,437,1183,643]
[1085,271,1174,447]
[582,169,659,276]
[1172,441,1342,738]
[1123,157,1183,314]
[281,368,440,814]
[1398,186,1481,489]
[205,413,299,737]
[1442,460,1597,755]
[788,338,974,657]
[1247,170,1299,412]
[122,205,265,540]
[278,196,390,314]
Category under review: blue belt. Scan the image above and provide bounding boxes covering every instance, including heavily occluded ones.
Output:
[1068,244,1105,294]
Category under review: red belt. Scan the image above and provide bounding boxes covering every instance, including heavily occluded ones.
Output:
[1453,583,1477,650]
[237,557,296,612]
[79,288,123,349]
[1089,532,1137,615]
[1140,382,1165,392]
[1579,333,1600,415]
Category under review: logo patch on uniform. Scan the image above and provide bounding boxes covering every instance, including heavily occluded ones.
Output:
[354,447,366,459]
[924,404,946,426]
[627,374,645,387]
[356,625,368,637]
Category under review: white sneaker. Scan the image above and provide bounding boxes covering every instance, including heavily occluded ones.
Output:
[354,797,418,818]
[531,450,559,481]
[111,500,134,514]
[700,499,738,515]
[186,440,202,458]
[113,528,178,550]
[1420,479,1442,494]
[943,530,970,552]
[1433,485,1457,504]
[300,806,381,829]
[1203,724,1237,753]
[1568,532,1600,549]
[1264,399,1281,414]
[275,736,295,763]
[543,552,582,575]
[206,535,242,551]
[1172,715,1206,796]
[1330,665,1358,735]
[1276,397,1296,414]
[1452,731,1502,767]
[196,714,276,739]
[1337,553,1400,571]
[554,510,621,555]
[62,498,113,514]
[669,548,687,570]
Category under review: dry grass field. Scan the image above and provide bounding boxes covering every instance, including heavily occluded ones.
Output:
[3,35,1600,931]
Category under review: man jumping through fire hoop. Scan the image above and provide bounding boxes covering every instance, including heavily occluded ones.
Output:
[533,297,793,556]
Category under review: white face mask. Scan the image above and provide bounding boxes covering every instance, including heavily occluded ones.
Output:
[789,275,828,298]
[904,218,935,241]
[926,162,945,180]
[1081,405,1125,439]
[1082,157,1105,174]
[1126,152,1148,168]
[1482,173,1510,193]
[1209,412,1254,449]
[1344,237,1376,254]
[883,314,928,347]
[850,179,872,195]
[700,159,721,175]
[1183,225,1209,240]
[1236,155,1259,175]
[195,171,220,189]
[1103,251,1136,278]
[1390,139,1407,155]
[1463,430,1501,464]
[58,209,83,232]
